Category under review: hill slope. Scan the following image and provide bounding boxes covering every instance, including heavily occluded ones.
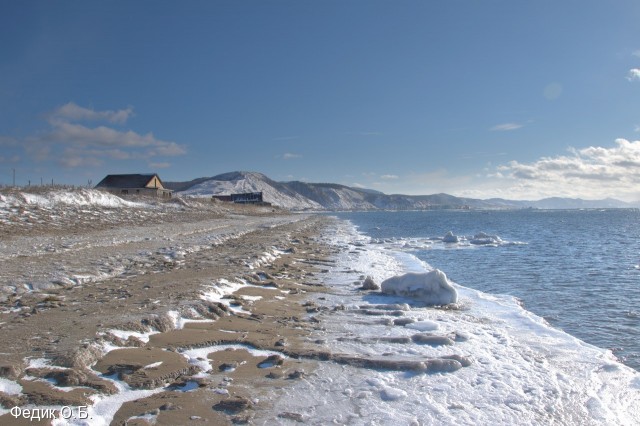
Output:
[167,171,637,210]
[176,172,322,210]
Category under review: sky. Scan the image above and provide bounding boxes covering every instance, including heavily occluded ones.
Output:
[1,1,640,201]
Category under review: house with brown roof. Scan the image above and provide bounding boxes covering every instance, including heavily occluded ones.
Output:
[95,173,173,198]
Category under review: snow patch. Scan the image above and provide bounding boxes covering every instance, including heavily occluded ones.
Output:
[0,377,22,395]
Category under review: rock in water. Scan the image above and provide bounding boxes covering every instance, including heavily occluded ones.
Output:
[380,270,457,305]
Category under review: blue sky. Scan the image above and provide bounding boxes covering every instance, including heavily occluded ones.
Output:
[2,1,640,200]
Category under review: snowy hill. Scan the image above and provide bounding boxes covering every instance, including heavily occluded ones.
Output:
[177,172,322,210]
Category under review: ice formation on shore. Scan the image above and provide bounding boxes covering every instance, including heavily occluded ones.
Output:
[470,231,503,245]
[380,269,458,305]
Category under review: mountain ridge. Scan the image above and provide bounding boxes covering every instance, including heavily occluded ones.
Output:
[165,171,638,211]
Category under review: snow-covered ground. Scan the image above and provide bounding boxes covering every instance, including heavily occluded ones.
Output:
[0,187,296,300]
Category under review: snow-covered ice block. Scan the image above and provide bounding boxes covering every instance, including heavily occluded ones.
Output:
[442,231,459,243]
[380,269,457,305]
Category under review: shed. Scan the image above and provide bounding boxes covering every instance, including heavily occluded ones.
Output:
[95,173,173,198]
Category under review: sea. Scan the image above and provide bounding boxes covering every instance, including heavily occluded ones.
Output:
[264,209,640,425]
[337,209,640,372]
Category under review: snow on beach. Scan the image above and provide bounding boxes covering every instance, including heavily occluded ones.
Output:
[0,188,146,209]
[262,219,640,425]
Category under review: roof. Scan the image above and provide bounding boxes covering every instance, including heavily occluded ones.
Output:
[95,173,164,189]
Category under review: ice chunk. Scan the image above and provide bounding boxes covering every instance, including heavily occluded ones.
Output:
[470,232,502,245]
[442,231,459,243]
[380,270,458,305]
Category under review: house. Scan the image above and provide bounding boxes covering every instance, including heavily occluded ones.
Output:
[95,173,173,198]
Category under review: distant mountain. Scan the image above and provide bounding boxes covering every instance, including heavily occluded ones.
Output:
[527,197,635,209]
[485,197,636,209]
[166,171,638,211]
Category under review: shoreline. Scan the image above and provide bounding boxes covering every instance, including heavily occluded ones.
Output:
[2,195,639,424]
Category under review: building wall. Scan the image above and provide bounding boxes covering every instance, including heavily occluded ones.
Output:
[102,187,172,198]
[144,176,164,189]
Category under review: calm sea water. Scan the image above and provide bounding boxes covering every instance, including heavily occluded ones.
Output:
[335,209,640,371]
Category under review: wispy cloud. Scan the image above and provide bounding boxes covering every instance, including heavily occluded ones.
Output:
[282,152,302,160]
[48,102,134,125]
[0,136,18,147]
[20,103,185,168]
[380,174,399,180]
[633,50,640,58]
[148,162,171,169]
[627,68,640,82]
[490,123,523,132]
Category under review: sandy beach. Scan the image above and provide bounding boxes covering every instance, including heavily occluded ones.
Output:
[2,194,467,425]
[0,194,349,425]
[4,191,636,425]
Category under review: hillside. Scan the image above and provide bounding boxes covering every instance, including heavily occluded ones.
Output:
[166,171,638,211]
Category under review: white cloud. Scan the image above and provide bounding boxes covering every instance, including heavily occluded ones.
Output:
[48,102,134,125]
[633,50,640,58]
[380,174,399,180]
[627,68,640,82]
[20,103,185,168]
[351,182,366,188]
[490,123,523,131]
[282,152,302,160]
[491,139,640,200]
